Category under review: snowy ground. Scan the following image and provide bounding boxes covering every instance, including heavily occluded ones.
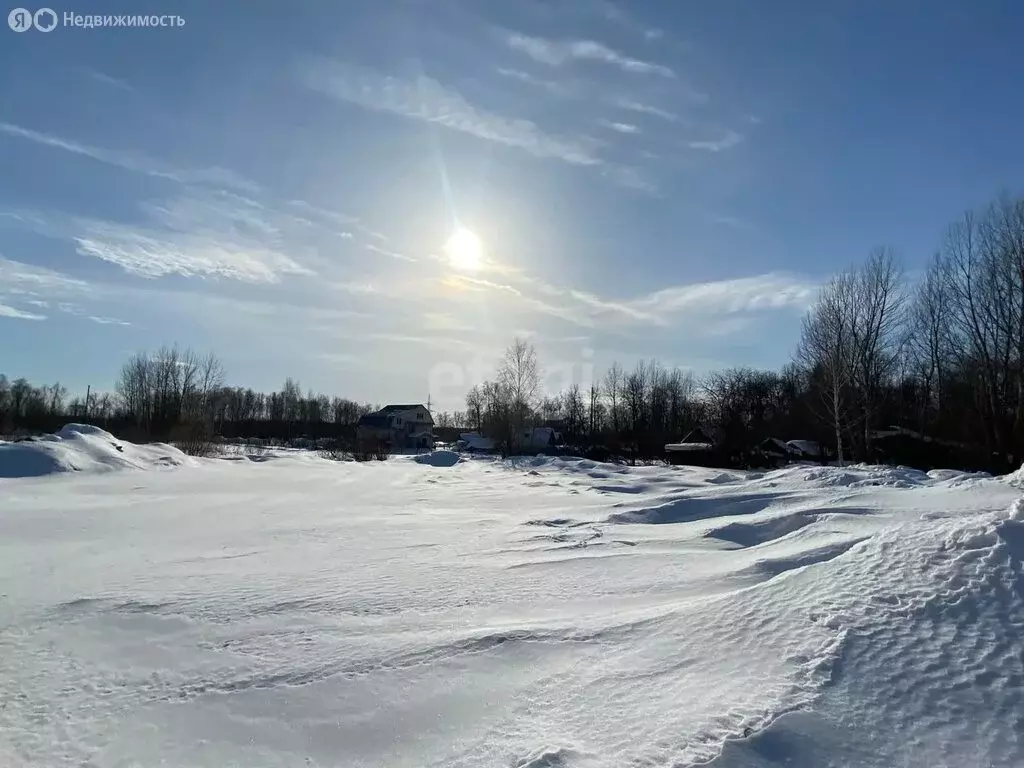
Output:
[2,428,1024,767]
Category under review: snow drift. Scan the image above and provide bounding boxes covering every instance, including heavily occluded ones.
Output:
[2,447,1023,767]
[0,424,190,479]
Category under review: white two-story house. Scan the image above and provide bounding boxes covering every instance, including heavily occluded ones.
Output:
[357,404,435,450]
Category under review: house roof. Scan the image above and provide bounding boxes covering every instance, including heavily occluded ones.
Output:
[459,433,495,451]
[378,404,427,414]
[665,442,714,452]
[787,439,823,457]
[357,414,390,428]
[759,437,792,454]
[682,427,715,445]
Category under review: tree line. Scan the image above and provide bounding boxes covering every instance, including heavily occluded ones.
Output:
[433,192,1024,471]
[1,344,375,444]
[3,191,1022,472]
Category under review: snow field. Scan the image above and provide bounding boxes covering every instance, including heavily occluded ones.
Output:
[1,431,1022,767]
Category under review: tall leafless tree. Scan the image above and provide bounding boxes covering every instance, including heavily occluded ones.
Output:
[849,247,906,459]
[498,337,541,450]
[798,272,857,464]
[603,362,623,433]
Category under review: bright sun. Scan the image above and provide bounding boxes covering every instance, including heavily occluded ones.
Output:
[444,227,483,271]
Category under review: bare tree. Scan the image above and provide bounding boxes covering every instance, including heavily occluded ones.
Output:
[907,253,952,426]
[195,352,225,421]
[45,382,67,416]
[116,352,153,428]
[464,385,483,432]
[0,374,10,432]
[624,361,649,435]
[798,272,857,464]
[563,384,585,442]
[498,337,541,451]
[938,196,1024,462]
[587,383,603,438]
[665,368,694,439]
[849,247,906,459]
[603,362,623,433]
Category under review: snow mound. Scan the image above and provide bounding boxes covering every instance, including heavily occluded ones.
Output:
[413,450,463,467]
[0,424,190,479]
[704,498,1024,767]
[758,463,931,490]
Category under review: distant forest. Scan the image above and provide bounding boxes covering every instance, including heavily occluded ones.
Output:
[3,191,1024,472]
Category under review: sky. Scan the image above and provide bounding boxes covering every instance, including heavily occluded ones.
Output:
[2,0,1023,410]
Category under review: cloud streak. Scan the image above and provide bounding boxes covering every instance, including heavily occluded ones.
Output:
[599,119,640,134]
[0,123,258,192]
[88,315,131,326]
[6,190,328,284]
[300,58,600,167]
[506,34,675,78]
[86,70,133,91]
[431,254,814,333]
[74,219,312,283]
[366,243,416,262]
[495,67,571,96]
[0,303,46,321]
[688,130,743,152]
[0,255,91,295]
[614,99,679,121]
[631,273,815,317]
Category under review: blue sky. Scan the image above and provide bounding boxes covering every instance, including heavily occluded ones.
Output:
[2,0,1023,410]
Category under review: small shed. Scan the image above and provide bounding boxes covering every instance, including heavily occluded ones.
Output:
[665,427,720,467]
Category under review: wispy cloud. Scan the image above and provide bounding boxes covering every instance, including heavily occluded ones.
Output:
[601,165,657,194]
[366,243,416,262]
[332,280,379,295]
[630,273,815,317]
[0,255,90,295]
[595,0,665,43]
[13,189,324,283]
[86,70,133,91]
[506,34,675,78]
[87,315,131,326]
[300,58,600,167]
[0,122,257,192]
[0,258,130,325]
[443,273,522,296]
[688,130,743,152]
[0,303,46,321]
[599,119,640,134]
[495,67,584,99]
[614,99,679,121]
[496,67,562,92]
[568,288,656,322]
[286,199,387,242]
[74,219,312,283]
[143,190,279,239]
[437,260,815,332]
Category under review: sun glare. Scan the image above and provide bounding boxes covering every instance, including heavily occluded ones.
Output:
[444,227,483,271]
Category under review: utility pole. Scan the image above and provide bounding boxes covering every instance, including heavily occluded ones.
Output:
[85,385,91,419]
